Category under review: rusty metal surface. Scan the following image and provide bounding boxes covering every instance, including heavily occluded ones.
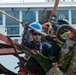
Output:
[0,48,22,55]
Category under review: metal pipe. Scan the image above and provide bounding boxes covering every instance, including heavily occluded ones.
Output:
[0,9,47,36]
[0,10,22,24]
[51,0,59,17]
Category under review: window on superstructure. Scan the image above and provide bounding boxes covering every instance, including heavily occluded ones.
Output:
[22,10,36,24]
[6,10,19,25]
[0,13,2,25]
[5,10,19,36]
[71,10,76,24]
[56,10,69,20]
[6,27,19,35]
[38,10,52,24]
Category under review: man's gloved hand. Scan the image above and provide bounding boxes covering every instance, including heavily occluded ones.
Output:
[22,21,29,29]
[45,35,63,45]
[45,35,56,42]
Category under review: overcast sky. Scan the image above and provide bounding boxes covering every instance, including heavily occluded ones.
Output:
[0,0,76,3]
[0,0,45,3]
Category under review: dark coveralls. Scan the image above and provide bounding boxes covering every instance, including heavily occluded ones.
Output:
[21,28,61,75]
[21,36,61,75]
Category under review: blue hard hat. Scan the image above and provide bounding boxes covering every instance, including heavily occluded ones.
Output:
[28,22,42,31]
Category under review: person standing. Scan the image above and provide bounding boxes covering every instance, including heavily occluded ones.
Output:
[21,22,61,75]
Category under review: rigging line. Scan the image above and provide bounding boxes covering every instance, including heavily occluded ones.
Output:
[11,8,16,17]
[40,8,46,15]
[7,36,29,75]
[25,8,30,16]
